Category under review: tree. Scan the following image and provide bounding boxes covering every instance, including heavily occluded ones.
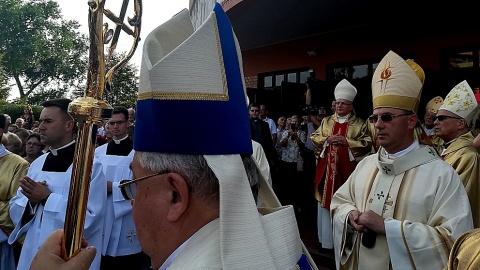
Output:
[0,0,88,101]
[0,55,11,102]
[71,52,139,109]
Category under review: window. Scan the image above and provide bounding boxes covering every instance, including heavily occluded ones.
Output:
[327,54,414,81]
[275,74,284,87]
[287,73,297,82]
[263,75,273,88]
[441,46,480,70]
[448,51,474,69]
[299,71,310,83]
[352,64,369,79]
[259,68,310,90]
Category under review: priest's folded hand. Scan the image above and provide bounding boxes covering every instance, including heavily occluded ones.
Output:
[20,176,52,204]
[348,210,366,232]
[357,210,386,235]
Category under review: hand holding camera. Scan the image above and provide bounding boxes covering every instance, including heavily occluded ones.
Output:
[290,125,296,140]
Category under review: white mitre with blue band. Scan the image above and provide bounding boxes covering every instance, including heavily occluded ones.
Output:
[134,3,313,270]
[136,4,251,155]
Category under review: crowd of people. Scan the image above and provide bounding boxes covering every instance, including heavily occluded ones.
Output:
[2,3,480,270]
[1,102,142,270]
[247,52,480,268]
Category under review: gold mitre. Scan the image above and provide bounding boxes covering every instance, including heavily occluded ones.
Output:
[372,51,424,113]
[439,80,479,126]
[426,96,444,114]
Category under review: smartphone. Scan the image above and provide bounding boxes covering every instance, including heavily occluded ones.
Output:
[290,125,296,132]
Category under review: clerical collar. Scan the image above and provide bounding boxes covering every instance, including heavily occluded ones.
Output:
[0,144,11,158]
[50,140,75,156]
[443,138,457,148]
[382,140,420,159]
[424,127,433,136]
[113,135,129,145]
[336,113,351,124]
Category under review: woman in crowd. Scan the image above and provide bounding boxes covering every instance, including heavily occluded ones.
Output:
[24,133,44,163]
[20,105,35,130]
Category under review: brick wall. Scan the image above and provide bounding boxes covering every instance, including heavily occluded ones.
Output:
[245,75,257,89]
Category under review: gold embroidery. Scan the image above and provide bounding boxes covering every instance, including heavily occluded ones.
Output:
[138,91,229,101]
[376,61,393,93]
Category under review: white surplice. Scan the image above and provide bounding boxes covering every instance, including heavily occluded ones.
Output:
[331,145,473,270]
[94,144,142,256]
[8,154,106,270]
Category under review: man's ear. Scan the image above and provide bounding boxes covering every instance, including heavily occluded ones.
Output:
[458,119,468,130]
[65,119,75,132]
[408,114,418,129]
[166,173,189,222]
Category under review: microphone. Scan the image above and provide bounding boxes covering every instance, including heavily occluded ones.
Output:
[362,231,377,248]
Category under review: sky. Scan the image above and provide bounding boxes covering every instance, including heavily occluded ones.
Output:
[8,0,190,100]
[57,0,190,67]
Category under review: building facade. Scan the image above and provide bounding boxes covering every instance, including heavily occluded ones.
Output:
[190,0,480,120]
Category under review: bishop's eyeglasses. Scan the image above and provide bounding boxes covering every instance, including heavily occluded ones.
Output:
[368,113,412,124]
[119,170,171,200]
[433,115,463,122]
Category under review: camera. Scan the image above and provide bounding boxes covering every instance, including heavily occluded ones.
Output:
[302,105,319,116]
[290,124,296,132]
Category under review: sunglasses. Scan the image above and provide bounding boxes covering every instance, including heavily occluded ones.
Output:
[368,113,412,123]
[433,115,463,122]
[250,109,259,112]
[119,170,170,200]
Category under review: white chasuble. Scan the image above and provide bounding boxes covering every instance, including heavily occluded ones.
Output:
[331,145,473,270]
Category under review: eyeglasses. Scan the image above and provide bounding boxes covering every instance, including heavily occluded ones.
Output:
[336,102,352,106]
[433,115,463,122]
[368,113,412,123]
[26,142,42,147]
[108,120,126,126]
[250,109,259,112]
[118,170,171,200]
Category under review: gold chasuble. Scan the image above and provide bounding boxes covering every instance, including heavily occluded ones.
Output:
[311,114,371,208]
[0,153,29,236]
[442,132,480,228]
[331,145,473,270]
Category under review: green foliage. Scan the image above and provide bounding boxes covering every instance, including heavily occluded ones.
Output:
[0,55,11,101]
[0,103,42,123]
[0,0,88,101]
[70,52,139,108]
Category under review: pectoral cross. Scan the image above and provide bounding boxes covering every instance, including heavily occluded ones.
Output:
[376,191,385,200]
[126,230,137,243]
[382,166,391,174]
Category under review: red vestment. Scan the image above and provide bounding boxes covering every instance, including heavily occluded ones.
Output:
[314,122,357,209]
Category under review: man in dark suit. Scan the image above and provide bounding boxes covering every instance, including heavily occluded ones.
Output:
[249,103,277,167]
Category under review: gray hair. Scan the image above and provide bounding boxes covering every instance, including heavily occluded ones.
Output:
[4,114,11,125]
[136,152,259,204]
[241,154,259,203]
[136,152,220,204]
